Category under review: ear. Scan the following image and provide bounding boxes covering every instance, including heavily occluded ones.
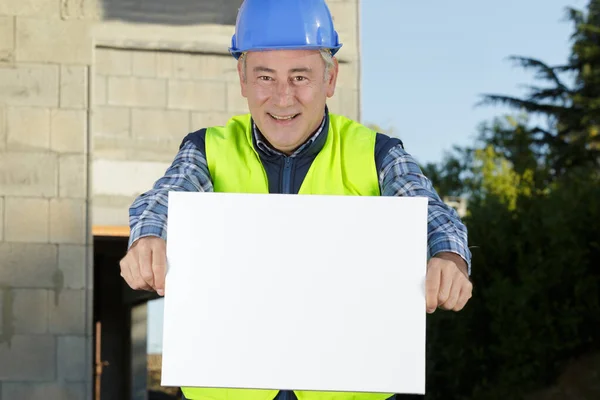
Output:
[326,57,339,98]
[237,58,248,98]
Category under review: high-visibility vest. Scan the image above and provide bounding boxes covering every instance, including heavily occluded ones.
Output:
[181,113,392,400]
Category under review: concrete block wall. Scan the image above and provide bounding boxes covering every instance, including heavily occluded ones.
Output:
[91,47,239,227]
[326,0,361,121]
[91,0,361,229]
[0,0,96,398]
[0,0,361,396]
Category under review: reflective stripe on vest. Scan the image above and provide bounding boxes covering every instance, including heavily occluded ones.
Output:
[181,113,391,400]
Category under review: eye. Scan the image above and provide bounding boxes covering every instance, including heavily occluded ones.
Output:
[293,76,307,82]
[258,76,273,81]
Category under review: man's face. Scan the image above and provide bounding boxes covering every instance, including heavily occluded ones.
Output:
[238,49,338,154]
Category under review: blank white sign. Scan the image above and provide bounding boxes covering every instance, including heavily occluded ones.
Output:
[161,192,428,395]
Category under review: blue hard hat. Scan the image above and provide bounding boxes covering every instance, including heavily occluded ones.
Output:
[229,0,342,59]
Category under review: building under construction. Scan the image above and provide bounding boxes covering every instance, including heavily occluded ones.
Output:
[0,0,361,399]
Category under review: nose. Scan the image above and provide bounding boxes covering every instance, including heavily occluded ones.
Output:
[273,81,294,108]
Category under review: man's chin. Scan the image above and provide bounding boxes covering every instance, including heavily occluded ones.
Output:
[262,134,301,154]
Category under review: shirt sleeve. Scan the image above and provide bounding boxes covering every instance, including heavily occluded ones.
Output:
[127,140,214,248]
[379,144,472,274]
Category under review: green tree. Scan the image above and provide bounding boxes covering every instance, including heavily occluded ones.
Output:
[420,148,473,198]
[421,2,600,399]
[478,1,600,176]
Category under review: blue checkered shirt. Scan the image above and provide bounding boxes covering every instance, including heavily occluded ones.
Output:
[128,121,472,273]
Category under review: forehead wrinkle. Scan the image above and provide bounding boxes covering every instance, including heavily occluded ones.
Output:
[289,67,312,74]
[253,66,276,74]
[252,66,315,75]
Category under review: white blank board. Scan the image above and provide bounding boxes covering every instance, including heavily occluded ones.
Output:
[161,192,428,395]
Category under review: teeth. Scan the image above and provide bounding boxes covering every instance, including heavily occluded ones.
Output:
[271,114,295,120]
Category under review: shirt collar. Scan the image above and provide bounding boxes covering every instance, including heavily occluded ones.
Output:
[252,108,329,159]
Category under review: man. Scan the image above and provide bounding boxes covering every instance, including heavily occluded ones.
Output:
[120,0,473,399]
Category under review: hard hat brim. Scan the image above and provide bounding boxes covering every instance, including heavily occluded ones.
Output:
[229,44,342,60]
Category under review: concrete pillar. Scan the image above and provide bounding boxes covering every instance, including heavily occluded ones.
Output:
[0,0,99,398]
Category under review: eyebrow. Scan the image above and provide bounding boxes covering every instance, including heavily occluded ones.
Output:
[253,66,313,74]
[290,67,312,73]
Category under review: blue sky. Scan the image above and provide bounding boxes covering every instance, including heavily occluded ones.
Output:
[147,0,586,354]
[360,0,585,165]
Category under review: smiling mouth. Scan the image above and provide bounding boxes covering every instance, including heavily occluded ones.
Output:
[268,113,300,121]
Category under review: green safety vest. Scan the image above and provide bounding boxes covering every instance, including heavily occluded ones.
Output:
[181,113,392,400]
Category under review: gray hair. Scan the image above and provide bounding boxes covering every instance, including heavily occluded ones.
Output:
[239,48,334,82]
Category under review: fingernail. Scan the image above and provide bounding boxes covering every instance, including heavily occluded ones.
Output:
[157,289,164,296]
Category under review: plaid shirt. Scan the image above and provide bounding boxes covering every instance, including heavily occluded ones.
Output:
[128,120,472,273]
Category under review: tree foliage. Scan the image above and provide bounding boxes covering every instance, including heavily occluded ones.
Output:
[477,1,600,177]
[417,1,600,398]
[424,170,600,400]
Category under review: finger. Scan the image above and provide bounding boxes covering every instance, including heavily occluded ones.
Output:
[152,242,167,296]
[120,257,134,287]
[128,251,151,291]
[453,281,473,311]
[426,261,441,313]
[121,257,151,290]
[440,277,460,310]
[437,266,454,306]
[138,243,155,290]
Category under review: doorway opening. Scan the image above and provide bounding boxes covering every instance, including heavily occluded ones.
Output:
[93,234,179,400]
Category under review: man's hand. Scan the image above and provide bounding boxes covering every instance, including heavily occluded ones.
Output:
[119,237,167,296]
[426,252,472,313]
